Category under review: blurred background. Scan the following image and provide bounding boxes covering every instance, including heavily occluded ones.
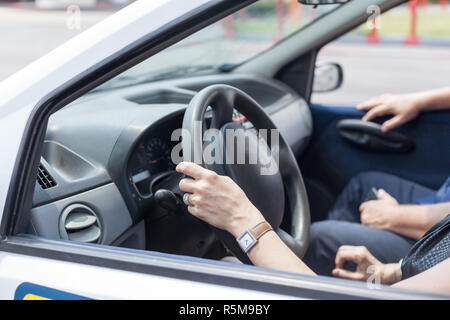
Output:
[0,0,134,81]
[0,0,449,105]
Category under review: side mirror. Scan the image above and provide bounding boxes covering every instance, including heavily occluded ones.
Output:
[313,62,343,93]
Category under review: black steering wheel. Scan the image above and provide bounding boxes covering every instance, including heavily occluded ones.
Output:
[182,84,310,264]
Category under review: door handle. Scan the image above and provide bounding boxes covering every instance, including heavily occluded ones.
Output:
[337,119,415,153]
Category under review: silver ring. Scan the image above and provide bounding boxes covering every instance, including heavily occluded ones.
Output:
[183,193,191,206]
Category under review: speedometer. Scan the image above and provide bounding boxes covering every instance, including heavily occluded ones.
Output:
[145,137,174,173]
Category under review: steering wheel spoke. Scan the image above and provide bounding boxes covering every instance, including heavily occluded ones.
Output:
[210,89,234,129]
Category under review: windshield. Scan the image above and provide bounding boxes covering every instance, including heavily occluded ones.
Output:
[99,0,340,90]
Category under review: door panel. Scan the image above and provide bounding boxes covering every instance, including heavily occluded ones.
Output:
[0,241,287,300]
[0,236,440,300]
[300,104,450,222]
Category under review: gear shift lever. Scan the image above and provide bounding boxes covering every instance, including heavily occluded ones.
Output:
[154,189,181,213]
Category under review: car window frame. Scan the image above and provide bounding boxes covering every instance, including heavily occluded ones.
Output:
[0,0,257,238]
[0,0,445,300]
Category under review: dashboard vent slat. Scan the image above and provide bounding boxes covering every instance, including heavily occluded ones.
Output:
[37,164,57,189]
[65,212,97,231]
[68,225,101,243]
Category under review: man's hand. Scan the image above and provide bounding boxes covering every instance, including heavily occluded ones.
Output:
[332,246,401,284]
[358,87,450,132]
[357,93,422,132]
[360,189,399,231]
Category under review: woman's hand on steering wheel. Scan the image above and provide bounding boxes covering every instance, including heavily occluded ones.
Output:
[177,161,314,275]
[176,161,265,238]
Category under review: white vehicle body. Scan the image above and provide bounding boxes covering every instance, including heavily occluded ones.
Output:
[0,0,446,300]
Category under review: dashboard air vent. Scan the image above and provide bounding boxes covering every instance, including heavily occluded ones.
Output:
[37,164,57,189]
[59,204,102,244]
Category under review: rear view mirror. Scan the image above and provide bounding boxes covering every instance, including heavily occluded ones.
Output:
[313,62,343,93]
[298,0,350,5]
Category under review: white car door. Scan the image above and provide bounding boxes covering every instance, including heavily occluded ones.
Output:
[0,237,293,300]
[0,0,442,300]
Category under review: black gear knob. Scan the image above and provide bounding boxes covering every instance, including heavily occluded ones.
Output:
[154,189,181,213]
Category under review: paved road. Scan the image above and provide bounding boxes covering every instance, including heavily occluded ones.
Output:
[0,7,113,81]
[1,7,449,106]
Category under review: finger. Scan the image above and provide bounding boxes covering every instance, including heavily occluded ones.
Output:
[332,268,364,281]
[188,194,203,206]
[179,178,199,193]
[357,103,377,111]
[359,199,377,212]
[176,161,209,180]
[362,105,390,122]
[187,204,201,218]
[335,253,355,269]
[359,200,373,212]
[376,188,392,200]
[381,114,405,132]
[360,212,373,227]
[359,202,365,212]
[360,211,368,225]
[335,247,361,268]
[356,96,383,110]
[335,247,351,268]
[337,245,357,252]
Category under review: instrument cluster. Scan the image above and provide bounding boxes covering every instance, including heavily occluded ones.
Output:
[128,116,182,198]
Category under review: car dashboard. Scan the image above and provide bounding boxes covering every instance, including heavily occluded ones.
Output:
[30,73,313,257]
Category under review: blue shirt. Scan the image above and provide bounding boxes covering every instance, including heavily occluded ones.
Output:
[415,176,450,204]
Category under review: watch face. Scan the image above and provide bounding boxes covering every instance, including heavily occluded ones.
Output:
[237,230,257,252]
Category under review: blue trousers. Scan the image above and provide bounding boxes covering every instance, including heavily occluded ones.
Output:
[303,171,435,276]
